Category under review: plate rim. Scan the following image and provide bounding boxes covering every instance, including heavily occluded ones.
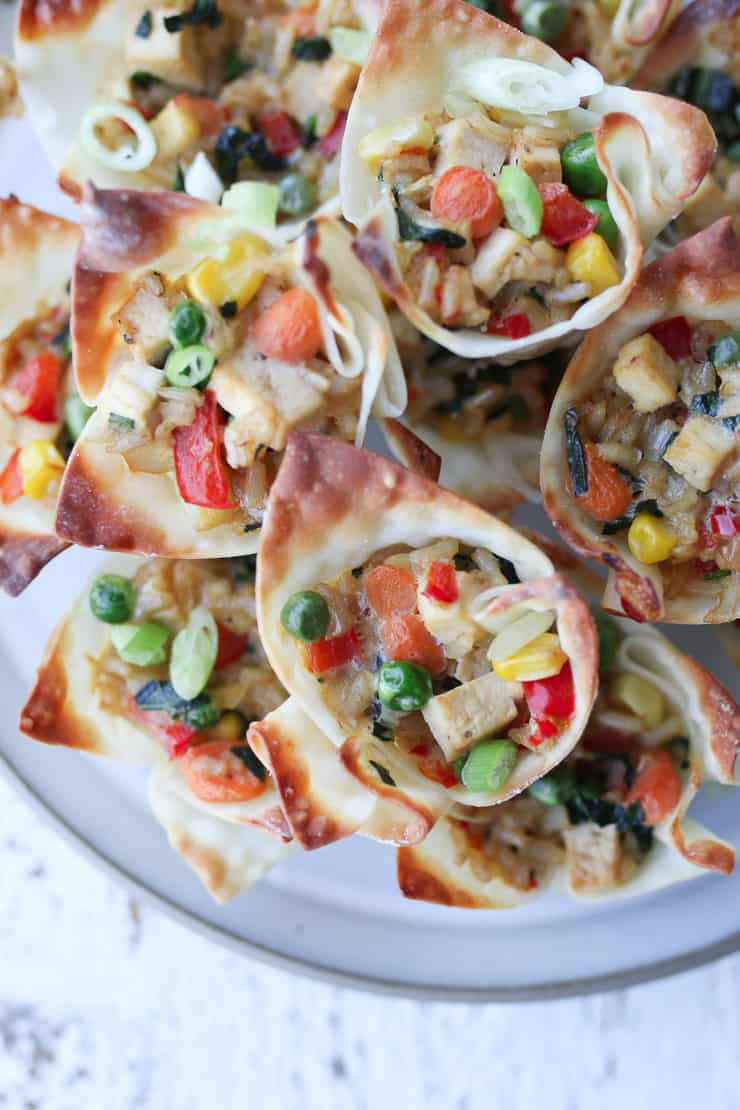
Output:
[3,748,739,1003]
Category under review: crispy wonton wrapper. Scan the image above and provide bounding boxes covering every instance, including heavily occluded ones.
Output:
[19,554,293,901]
[542,218,740,624]
[398,540,739,909]
[0,198,77,594]
[254,432,598,846]
[567,0,683,86]
[57,188,405,558]
[340,0,715,362]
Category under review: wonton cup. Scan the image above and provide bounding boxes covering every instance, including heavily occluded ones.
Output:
[15,0,378,223]
[57,188,404,558]
[19,554,293,901]
[558,0,682,86]
[340,0,715,361]
[0,199,79,595]
[255,432,598,845]
[398,540,739,909]
[542,218,740,624]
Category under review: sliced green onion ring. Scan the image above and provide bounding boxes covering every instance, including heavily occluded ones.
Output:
[455,57,603,115]
[221,181,279,229]
[329,27,372,64]
[80,100,157,172]
[170,606,218,700]
[164,344,215,388]
[460,739,518,792]
[111,621,170,666]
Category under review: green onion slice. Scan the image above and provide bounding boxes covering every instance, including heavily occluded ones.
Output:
[170,606,218,700]
[164,345,215,388]
[111,621,170,666]
[80,100,157,172]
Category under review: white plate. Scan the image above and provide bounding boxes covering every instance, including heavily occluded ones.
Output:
[2,8,739,1000]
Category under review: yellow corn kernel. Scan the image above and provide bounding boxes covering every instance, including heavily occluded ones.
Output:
[491,632,567,682]
[187,232,266,309]
[18,440,65,500]
[192,505,242,532]
[432,414,470,443]
[597,0,621,15]
[205,709,248,743]
[627,512,677,565]
[609,672,665,729]
[358,116,435,167]
[566,232,620,296]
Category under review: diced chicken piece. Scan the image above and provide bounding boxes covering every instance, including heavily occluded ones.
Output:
[213,357,330,467]
[407,253,441,316]
[104,361,164,429]
[510,129,562,185]
[719,367,740,418]
[418,592,477,660]
[316,56,360,111]
[281,61,323,123]
[408,539,459,574]
[470,228,528,299]
[612,333,679,413]
[440,266,489,328]
[434,114,510,179]
[116,287,171,365]
[564,822,622,892]
[421,671,519,762]
[663,416,735,492]
[149,97,203,161]
[124,7,206,90]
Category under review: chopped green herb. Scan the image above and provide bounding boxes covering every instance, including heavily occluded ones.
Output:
[351,567,363,578]
[108,412,135,430]
[134,679,220,729]
[135,10,152,37]
[172,164,186,192]
[219,300,238,319]
[223,49,253,81]
[453,553,476,572]
[291,35,332,61]
[230,744,266,779]
[690,390,720,417]
[303,114,318,146]
[564,407,588,497]
[705,568,732,580]
[498,557,520,585]
[393,187,466,249]
[723,414,740,433]
[602,498,662,535]
[164,0,223,32]
[369,760,396,787]
[230,555,257,582]
[51,323,71,358]
[130,70,162,89]
[215,125,286,184]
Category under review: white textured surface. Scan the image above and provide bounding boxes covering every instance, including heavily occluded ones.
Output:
[2,772,740,1110]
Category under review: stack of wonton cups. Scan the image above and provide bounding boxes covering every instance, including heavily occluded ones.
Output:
[9,0,740,906]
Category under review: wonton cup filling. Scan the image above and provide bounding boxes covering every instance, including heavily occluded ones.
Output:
[542,218,740,623]
[18,0,377,224]
[257,433,599,810]
[397,588,739,908]
[340,0,715,361]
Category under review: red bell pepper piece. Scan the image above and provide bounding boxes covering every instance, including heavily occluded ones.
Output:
[619,596,645,623]
[307,627,362,673]
[487,312,531,339]
[423,561,459,604]
[173,391,235,510]
[648,316,692,361]
[523,661,575,721]
[317,110,347,158]
[0,449,23,505]
[410,743,459,788]
[128,698,196,757]
[215,620,248,669]
[538,183,599,247]
[10,351,62,422]
[527,717,559,747]
[626,748,681,826]
[256,109,303,156]
[707,504,740,540]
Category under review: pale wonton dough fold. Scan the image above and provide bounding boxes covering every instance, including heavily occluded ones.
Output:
[257,432,598,822]
[397,540,739,909]
[57,188,404,559]
[541,218,740,623]
[339,0,715,361]
[0,199,78,594]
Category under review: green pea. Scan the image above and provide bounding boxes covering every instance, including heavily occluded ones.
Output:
[561,132,608,198]
[519,0,567,42]
[164,344,215,388]
[498,165,543,238]
[278,172,318,218]
[377,660,432,712]
[110,621,170,666]
[708,330,740,368]
[582,199,619,252]
[281,590,330,642]
[169,300,207,348]
[64,394,95,442]
[593,611,620,672]
[459,739,518,793]
[528,765,577,806]
[89,574,136,624]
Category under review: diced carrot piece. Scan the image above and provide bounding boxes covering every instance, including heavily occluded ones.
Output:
[431,166,503,240]
[574,443,632,523]
[177,738,267,803]
[366,564,417,618]
[250,288,323,364]
[626,748,681,826]
[0,449,23,505]
[381,613,446,675]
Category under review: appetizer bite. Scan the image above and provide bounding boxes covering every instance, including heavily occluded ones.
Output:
[385,310,567,508]
[58,188,404,556]
[20,554,293,901]
[633,0,739,238]
[253,432,598,845]
[340,0,715,361]
[16,0,377,226]
[398,544,740,907]
[0,199,85,595]
[542,218,740,623]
